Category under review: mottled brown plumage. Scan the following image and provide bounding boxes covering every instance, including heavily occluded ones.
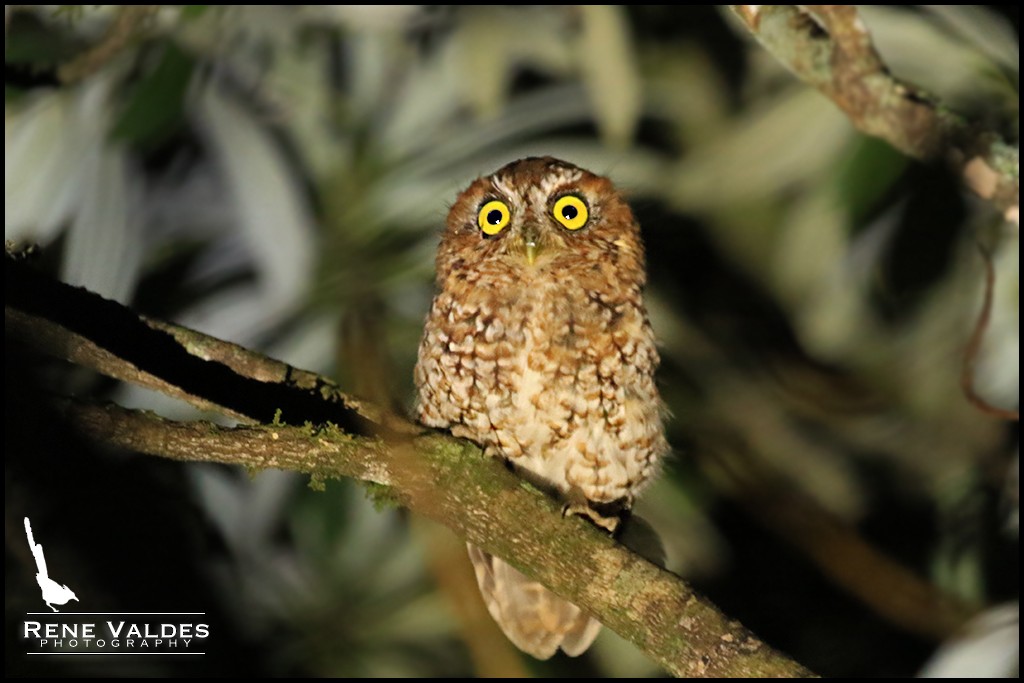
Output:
[414,157,667,659]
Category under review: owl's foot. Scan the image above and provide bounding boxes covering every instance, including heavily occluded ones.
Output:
[562,503,619,533]
[562,491,631,534]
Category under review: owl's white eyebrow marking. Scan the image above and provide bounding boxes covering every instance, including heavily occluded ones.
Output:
[531,169,583,208]
[491,176,515,197]
[490,176,527,217]
[488,166,585,221]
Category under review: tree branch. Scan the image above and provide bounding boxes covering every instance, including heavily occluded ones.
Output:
[57,400,395,485]
[5,254,815,677]
[729,5,1019,225]
[5,255,397,436]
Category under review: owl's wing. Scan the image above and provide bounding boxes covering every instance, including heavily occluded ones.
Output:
[467,542,602,659]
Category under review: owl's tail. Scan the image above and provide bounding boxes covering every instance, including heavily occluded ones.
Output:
[466,543,602,659]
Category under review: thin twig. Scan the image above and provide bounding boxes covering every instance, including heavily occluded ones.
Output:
[729,5,1019,225]
[960,246,1019,421]
[57,6,160,84]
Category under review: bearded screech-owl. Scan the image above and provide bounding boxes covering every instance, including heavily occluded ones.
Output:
[414,157,667,659]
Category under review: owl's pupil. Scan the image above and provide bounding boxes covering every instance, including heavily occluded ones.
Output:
[561,205,578,220]
[487,210,503,225]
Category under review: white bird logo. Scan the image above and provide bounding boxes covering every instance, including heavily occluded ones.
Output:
[24,517,78,612]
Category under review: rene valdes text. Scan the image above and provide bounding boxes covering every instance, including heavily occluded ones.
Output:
[23,621,209,651]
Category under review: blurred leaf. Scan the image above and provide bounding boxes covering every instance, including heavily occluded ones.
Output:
[834,136,909,227]
[325,5,424,32]
[181,5,211,21]
[591,627,666,677]
[666,87,852,210]
[918,5,1019,80]
[189,467,298,563]
[860,6,1018,119]
[110,42,195,148]
[377,38,466,157]
[285,483,457,677]
[644,44,730,145]
[451,7,516,120]
[918,603,1019,678]
[5,12,84,66]
[263,26,342,179]
[62,146,142,302]
[6,92,84,242]
[578,5,642,148]
[190,86,316,341]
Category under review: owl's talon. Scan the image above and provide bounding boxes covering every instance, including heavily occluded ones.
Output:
[562,502,622,534]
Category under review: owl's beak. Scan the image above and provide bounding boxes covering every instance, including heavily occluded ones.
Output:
[522,225,542,266]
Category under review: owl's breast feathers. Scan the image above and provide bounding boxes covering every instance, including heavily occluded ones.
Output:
[415,269,666,505]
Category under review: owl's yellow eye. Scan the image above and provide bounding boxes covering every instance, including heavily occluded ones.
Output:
[552,195,589,231]
[478,200,511,236]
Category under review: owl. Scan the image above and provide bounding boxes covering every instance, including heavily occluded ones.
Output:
[414,157,667,659]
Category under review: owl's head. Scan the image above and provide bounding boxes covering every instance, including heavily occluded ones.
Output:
[438,157,646,287]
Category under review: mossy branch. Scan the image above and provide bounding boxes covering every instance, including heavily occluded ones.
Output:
[3,254,815,677]
[730,5,1019,225]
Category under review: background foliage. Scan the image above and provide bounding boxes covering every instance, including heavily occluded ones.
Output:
[5,6,1018,677]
